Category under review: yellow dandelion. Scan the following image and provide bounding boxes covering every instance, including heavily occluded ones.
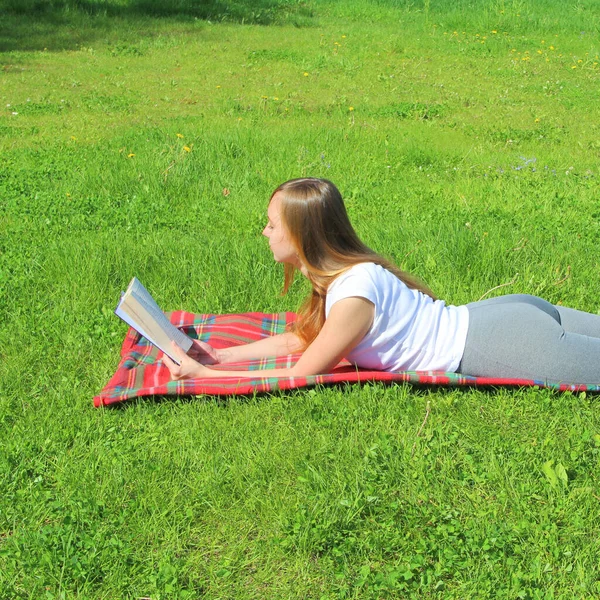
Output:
[216,85,221,88]
[535,118,540,123]
[303,72,309,76]
[342,35,346,38]
[273,97,279,100]
[66,193,71,197]
[348,106,354,111]
[176,133,184,138]
[70,136,77,141]
[541,40,545,44]
[537,50,542,54]
[492,30,497,34]
[572,65,577,69]
[127,153,135,158]
[262,95,268,99]
[183,146,191,152]
[578,59,583,63]
[511,49,516,52]
[549,45,555,50]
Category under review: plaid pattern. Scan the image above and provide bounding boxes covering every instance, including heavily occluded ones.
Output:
[94,311,600,407]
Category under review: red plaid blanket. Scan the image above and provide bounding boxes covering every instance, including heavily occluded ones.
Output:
[94,311,600,406]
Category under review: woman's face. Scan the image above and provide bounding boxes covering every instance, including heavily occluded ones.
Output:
[263,193,301,268]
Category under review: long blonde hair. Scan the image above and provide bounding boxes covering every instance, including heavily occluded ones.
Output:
[272,178,435,348]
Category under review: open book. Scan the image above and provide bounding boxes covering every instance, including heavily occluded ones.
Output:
[114,277,193,365]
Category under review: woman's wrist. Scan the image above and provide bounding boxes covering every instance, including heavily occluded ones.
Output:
[215,348,231,364]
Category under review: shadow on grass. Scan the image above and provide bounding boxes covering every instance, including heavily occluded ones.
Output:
[98,381,545,411]
[0,0,314,52]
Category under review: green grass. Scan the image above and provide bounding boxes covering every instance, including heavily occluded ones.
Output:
[2,0,600,597]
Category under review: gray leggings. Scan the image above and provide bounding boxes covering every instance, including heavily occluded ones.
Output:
[458,294,600,384]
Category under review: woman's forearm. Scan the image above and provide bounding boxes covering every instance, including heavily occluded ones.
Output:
[216,331,303,364]
[203,365,299,379]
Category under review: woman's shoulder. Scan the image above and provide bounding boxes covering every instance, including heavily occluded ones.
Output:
[325,263,381,312]
[345,262,398,281]
[332,262,376,281]
[328,262,388,292]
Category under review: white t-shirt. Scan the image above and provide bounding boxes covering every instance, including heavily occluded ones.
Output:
[325,262,469,372]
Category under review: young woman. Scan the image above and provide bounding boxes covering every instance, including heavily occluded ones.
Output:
[164,178,600,385]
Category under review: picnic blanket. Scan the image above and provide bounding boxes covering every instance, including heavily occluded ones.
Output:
[94,310,600,407]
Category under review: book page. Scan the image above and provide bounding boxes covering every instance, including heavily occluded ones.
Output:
[129,277,162,313]
[115,278,193,364]
[131,288,193,352]
[115,302,155,343]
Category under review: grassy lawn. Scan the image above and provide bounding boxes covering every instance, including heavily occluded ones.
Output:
[1,0,600,597]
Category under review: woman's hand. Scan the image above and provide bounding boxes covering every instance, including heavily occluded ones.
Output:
[185,338,220,365]
[163,342,211,381]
